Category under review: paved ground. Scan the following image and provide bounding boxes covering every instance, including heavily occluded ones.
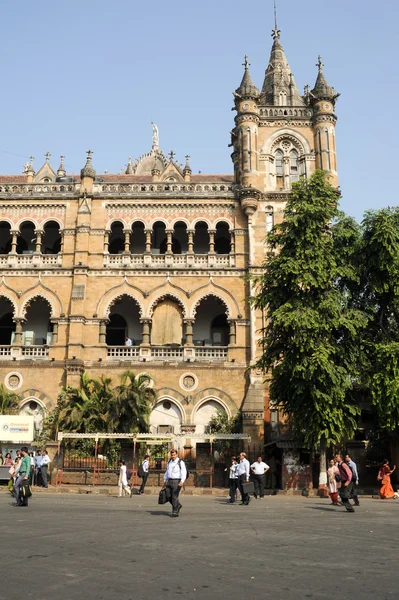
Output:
[1,492,398,600]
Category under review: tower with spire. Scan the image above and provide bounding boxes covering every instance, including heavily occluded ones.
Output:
[232,21,339,443]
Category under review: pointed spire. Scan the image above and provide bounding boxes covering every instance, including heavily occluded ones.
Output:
[235,55,260,100]
[260,30,304,106]
[310,55,339,105]
[80,149,96,180]
[183,154,192,175]
[57,155,66,177]
[125,157,135,174]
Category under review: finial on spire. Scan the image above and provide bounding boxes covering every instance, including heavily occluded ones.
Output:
[316,55,324,72]
[168,150,175,161]
[86,149,93,160]
[45,151,51,163]
[28,156,34,172]
[243,55,250,70]
[57,155,66,177]
[274,0,278,30]
[80,150,96,180]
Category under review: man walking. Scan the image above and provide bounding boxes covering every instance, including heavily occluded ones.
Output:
[163,449,187,517]
[237,452,251,505]
[34,450,42,486]
[251,456,270,499]
[139,454,150,494]
[13,447,31,507]
[40,450,50,488]
[345,453,360,506]
[336,453,355,512]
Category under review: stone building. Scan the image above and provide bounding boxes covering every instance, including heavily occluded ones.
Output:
[0,28,338,455]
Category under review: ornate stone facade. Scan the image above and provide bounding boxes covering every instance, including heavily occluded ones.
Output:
[0,28,338,452]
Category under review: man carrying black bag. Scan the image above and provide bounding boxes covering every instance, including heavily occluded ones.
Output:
[237,452,251,505]
[14,447,31,507]
[163,449,187,517]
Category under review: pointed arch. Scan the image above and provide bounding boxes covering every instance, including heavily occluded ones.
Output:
[148,292,187,318]
[20,294,56,319]
[104,292,144,319]
[96,284,145,319]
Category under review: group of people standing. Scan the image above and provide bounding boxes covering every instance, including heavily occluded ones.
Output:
[227,453,269,505]
[0,448,50,495]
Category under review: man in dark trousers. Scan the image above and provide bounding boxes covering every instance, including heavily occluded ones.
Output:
[139,454,150,494]
[336,453,355,512]
[163,449,187,517]
[237,452,251,505]
[345,453,360,506]
[40,450,50,488]
[13,447,31,507]
[250,456,270,499]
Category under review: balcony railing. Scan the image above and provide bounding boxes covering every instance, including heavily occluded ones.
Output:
[21,345,49,358]
[103,253,233,269]
[0,183,78,196]
[194,347,228,361]
[107,346,140,359]
[98,182,234,197]
[0,254,62,268]
[151,346,184,360]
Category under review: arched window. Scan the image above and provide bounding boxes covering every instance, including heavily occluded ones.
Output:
[0,222,12,254]
[0,297,15,345]
[17,221,36,254]
[109,222,124,255]
[279,91,287,106]
[275,150,284,190]
[22,298,52,345]
[290,149,299,182]
[173,222,188,254]
[152,221,167,254]
[130,222,146,254]
[266,210,274,233]
[214,222,231,254]
[42,221,61,254]
[194,222,209,254]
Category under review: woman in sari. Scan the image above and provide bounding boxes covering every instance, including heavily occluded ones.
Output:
[378,459,397,499]
[327,459,340,505]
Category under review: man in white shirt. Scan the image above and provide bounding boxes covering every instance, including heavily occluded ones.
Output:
[139,454,150,494]
[250,456,270,499]
[125,336,132,346]
[40,450,51,488]
[237,452,251,505]
[163,449,187,517]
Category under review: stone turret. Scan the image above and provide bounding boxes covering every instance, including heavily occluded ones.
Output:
[80,150,96,193]
[309,56,339,186]
[57,155,66,178]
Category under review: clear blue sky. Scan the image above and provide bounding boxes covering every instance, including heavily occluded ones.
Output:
[0,0,397,221]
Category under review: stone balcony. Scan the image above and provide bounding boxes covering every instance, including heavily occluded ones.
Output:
[103,253,235,269]
[0,345,49,359]
[0,254,62,269]
[0,183,78,198]
[107,345,228,362]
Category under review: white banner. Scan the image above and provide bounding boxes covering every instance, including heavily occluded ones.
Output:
[0,415,34,442]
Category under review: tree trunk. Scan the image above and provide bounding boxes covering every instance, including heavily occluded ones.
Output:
[318,437,328,497]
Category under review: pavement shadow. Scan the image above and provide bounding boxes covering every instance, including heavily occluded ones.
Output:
[146,510,173,517]
[306,506,339,512]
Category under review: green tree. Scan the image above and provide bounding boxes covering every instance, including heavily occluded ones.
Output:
[113,370,156,433]
[0,384,20,414]
[360,208,399,431]
[251,171,367,487]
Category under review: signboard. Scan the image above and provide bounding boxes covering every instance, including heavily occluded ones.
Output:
[0,415,34,442]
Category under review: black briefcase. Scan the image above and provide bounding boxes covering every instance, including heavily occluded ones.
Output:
[158,488,168,505]
[242,482,255,495]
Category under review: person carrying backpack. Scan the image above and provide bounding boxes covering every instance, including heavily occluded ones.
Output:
[163,449,187,517]
[139,455,150,495]
[344,453,360,506]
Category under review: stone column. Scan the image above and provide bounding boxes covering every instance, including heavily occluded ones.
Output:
[103,230,110,254]
[145,229,152,253]
[12,318,23,345]
[59,230,64,254]
[283,156,290,190]
[166,229,173,254]
[184,319,194,347]
[99,320,108,344]
[140,319,151,347]
[208,229,216,254]
[228,320,236,346]
[123,229,131,253]
[229,230,235,255]
[187,229,194,253]
[10,231,19,254]
[51,321,59,344]
[34,229,43,254]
